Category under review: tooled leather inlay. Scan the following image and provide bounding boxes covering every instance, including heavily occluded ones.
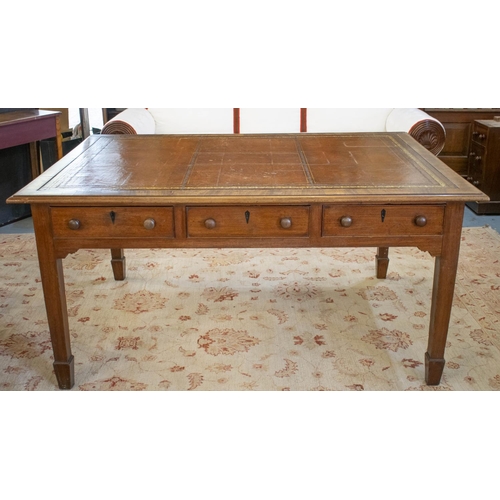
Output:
[40,134,449,193]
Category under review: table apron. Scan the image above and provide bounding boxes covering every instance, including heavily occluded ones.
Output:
[0,119,58,149]
[52,234,443,258]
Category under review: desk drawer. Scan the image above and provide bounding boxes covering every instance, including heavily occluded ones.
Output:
[322,205,445,236]
[468,143,485,176]
[51,207,175,238]
[471,122,489,146]
[186,205,310,238]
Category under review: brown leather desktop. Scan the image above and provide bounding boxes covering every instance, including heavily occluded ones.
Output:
[8,133,488,389]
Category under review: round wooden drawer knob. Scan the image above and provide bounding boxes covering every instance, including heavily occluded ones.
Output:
[143,218,156,230]
[415,215,427,227]
[204,218,216,229]
[280,217,292,229]
[340,216,353,227]
[68,219,81,230]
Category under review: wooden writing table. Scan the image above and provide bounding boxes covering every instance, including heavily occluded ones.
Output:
[0,109,63,178]
[8,133,488,389]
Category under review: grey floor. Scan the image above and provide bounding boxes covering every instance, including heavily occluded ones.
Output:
[1,206,500,234]
[462,206,500,232]
[0,216,35,234]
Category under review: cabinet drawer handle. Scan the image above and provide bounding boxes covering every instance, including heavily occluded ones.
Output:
[340,216,353,227]
[143,218,156,230]
[68,219,81,230]
[204,218,216,229]
[415,215,427,227]
[280,217,292,229]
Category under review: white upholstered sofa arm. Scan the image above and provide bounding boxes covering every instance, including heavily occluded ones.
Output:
[101,108,155,135]
[101,107,446,156]
[386,108,446,155]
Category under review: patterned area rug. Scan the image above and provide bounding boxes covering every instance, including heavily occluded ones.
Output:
[1,226,500,391]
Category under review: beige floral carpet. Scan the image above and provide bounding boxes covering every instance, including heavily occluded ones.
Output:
[1,226,500,391]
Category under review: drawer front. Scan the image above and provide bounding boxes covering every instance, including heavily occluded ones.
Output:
[51,207,175,238]
[322,205,445,237]
[471,123,489,146]
[186,205,310,238]
[468,143,485,177]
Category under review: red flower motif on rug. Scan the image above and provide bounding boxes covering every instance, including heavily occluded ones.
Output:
[275,281,318,301]
[0,332,51,359]
[293,333,326,349]
[357,286,397,301]
[198,328,260,356]
[402,358,423,368]
[274,359,298,378]
[79,376,147,391]
[489,375,500,390]
[115,336,142,350]
[470,329,496,346]
[201,286,239,302]
[113,290,168,314]
[361,328,413,352]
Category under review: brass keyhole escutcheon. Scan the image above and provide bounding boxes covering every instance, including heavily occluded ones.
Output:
[110,211,116,224]
[245,210,250,224]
